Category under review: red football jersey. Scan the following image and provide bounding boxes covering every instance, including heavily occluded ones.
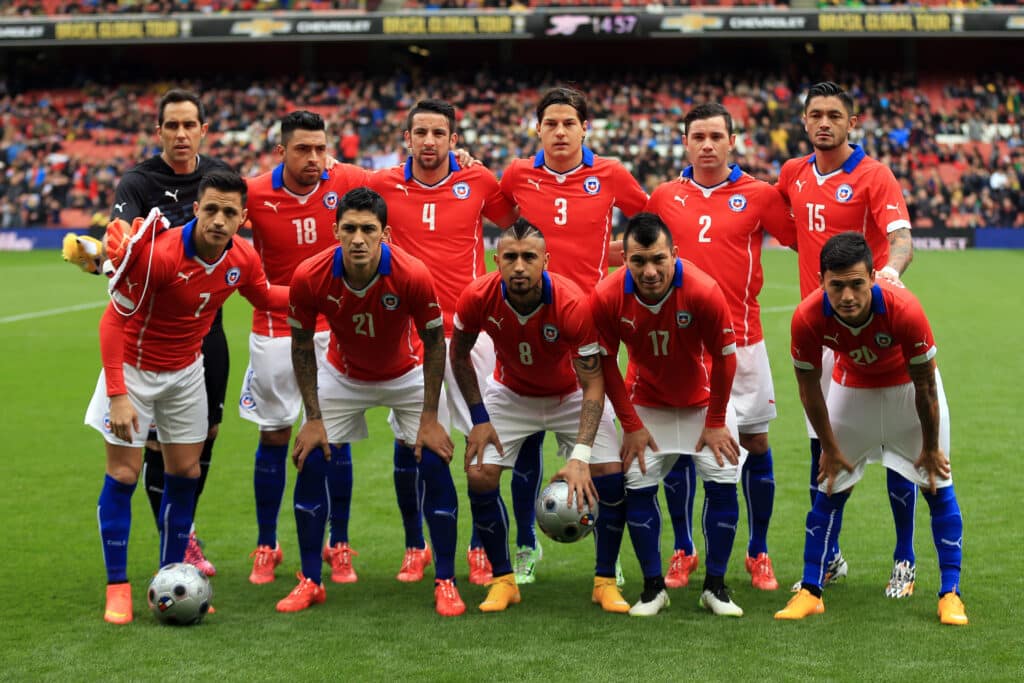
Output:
[646,165,796,347]
[102,222,285,395]
[791,282,936,388]
[247,162,370,336]
[591,260,737,409]
[288,243,443,382]
[454,271,599,397]
[367,154,514,334]
[777,144,911,297]
[500,147,648,289]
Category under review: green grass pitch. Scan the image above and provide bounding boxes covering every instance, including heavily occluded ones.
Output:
[0,247,1020,681]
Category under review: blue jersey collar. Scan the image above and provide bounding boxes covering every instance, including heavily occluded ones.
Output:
[272,163,330,190]
[501,270,553,304]
[332,242,393,279]
[680,164,743,185]
[822,283,887,318]
[533,145,595,169]
[807,144,866,174]
[404,152,460,182]
[624,258,683,295]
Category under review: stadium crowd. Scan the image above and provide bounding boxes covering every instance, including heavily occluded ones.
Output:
[2,70,1022,229]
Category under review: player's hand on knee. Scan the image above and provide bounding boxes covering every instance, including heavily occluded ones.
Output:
[696,426,740,467]
[62,232,104,275]
[552,460,597,512]
[292,419,329,472]
[108,394,139,442]
[914,447,950,495]
[415,416,454,463]
[620,427,656,475]
[464,423,502,472]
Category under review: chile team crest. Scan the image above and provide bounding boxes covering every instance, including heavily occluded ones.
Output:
[323,191,339,211]
[874,332,893,348]
[382,292,400,310]
[835,184,854,203]
[583,176,601,195]
[225,267,241,286]
[676,310,692,328]
[240,393,257,410]
[452,182,471,200]
[728,194,748,212]
[542,324,560,342]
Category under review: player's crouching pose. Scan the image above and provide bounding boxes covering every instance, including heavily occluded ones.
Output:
[776,232,967,626]
[86,170,288,624]
[282,187,464,617]
[451,220,633,615]
[592,214,745,617]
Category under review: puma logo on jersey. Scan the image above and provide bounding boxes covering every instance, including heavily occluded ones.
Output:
[915,341,929,348]
[794,179,806,192]
[177,271,193,283]
[487,316,503,330]
[164,189,180,202]
[263,200,281,213]
[526,179,542,191]
[672,195,687,207]
[114,202,126,213]
[620,316,637,330]
[395,183,409,196]
[886,203,900,211]
[824,333,840,344]
[326,293,343,308]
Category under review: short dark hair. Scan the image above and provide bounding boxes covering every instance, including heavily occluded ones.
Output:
[158,89,205,125]
[805,81,855,116]
[406,99,456,136]
[499,218,545,246]
[820,231,874,275]
[683,102,733,137]
[336,187,387,226]
[536,87,588,124]
[623,212,673,252]
[280,110,326,147]
[197,169,247,206]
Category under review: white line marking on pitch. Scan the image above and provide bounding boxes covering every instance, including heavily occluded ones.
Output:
[0,301,106,324]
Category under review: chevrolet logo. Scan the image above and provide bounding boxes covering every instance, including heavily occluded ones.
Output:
[230,19,292,38]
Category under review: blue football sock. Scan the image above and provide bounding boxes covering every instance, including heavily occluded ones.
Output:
[593,472,626,578]
[327,443,353,546]
[393,441,425,550]
[97,475,136,584]
[417,449,458,581]
[887,467,917,564]
[808,438,822,506]
[625,484,662,578]
[802,490,850,589]
[159,473,198,566]
[511,431,544,549]
[253,442,288,548]
[293,448,329,585]
[701,481,739,578]
[662,454,696,554]
[468,488,512,576]
[742,449,775,557]
[924,486,963,595]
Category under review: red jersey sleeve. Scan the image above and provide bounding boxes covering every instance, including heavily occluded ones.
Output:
[288,258,321,331]
[404,258,445,333]
[589,286,644,432]
[891,289,937,366]
[498,160,519,204]
[757,182,797,248]
[479,169,517,226]
[238,244,288,312]
[612,162,649,217]
[329,163,372,194]
[561,295,600,360]
[790,298,824,371]
[453,281,484,336]
[776,160,796,208]
[696,282,738,428]
[866,165,912,236]
[100,303,128,396]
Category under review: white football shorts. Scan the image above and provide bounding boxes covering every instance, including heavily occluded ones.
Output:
[731,340,777,434]
[238,331,330,430]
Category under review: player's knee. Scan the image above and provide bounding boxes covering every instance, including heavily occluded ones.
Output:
[740,432,769,454]
[106,462,141,486]
[466,466,500,493]
[259,427,291,447]
[589,461,623,477]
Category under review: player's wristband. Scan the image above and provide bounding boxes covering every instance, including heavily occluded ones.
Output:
[879,265,900,281]
[569,444,592,465]
[469,403,490,425]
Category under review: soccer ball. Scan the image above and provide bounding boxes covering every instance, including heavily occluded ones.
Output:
[147,562,213,626]
[535,481,597,543]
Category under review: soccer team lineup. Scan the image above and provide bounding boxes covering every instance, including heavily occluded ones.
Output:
[65,82,967,627]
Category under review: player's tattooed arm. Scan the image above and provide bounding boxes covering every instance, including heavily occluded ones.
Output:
[573,354,604,447]
[908,358,949,492]
[886,228,914,276]
[418,324,447,414]
[290,326,321,420]
[449,329,483,406]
